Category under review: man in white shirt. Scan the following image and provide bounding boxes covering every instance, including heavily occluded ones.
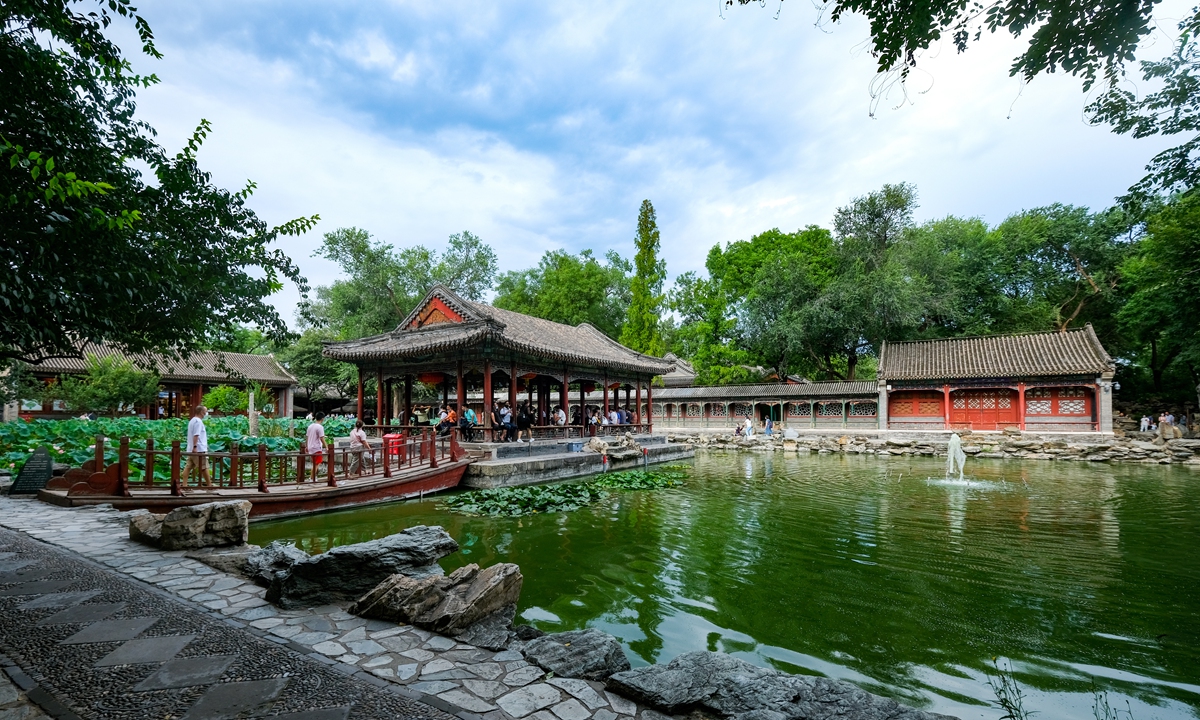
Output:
[555,407,566,426]
[182,405,210,486]
[306,411,327,481]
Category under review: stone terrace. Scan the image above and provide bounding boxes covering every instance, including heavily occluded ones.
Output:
[0,497,649,720]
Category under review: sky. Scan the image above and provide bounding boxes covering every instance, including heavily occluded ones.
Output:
[118,0,1189,326]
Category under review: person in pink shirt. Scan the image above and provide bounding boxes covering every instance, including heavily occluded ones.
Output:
[306,411,326,481]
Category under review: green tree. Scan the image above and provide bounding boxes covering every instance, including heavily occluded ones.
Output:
[1119,194,1200,394]
[621,200,667,355]
[301,227,497,339]
[201,385,248,414]
[1,1,317,365]
[48,354,160,415]
[275,329,357,404]
[494,249,632,338]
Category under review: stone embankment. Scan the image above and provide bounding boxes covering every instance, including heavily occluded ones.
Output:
[665,429,1200,465]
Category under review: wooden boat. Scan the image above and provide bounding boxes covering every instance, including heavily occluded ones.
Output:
[35,431,471,519]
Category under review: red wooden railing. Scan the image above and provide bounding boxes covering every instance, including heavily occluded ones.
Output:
[47,432,463,498]
[362,423,650,443]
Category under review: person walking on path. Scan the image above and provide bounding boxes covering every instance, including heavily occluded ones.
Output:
[348,419,370,476]
[306,412,326,481]
[183,405,210,486]
[517,401,533,443]
[744,415,754,438]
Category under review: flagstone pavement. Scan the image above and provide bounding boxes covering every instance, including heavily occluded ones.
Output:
[0,498,652,720]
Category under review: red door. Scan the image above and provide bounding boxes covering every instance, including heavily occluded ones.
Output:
[950,389,1017,430]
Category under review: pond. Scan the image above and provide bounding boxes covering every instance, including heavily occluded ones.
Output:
[250,452,1200,720]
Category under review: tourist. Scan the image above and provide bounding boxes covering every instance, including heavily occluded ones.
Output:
[460,406,477,442]
[744,416,754,438]
[1140,415,1150,432]
[517,402,533,443]
[555,406,567,426]
[306,411,326,481]
[182,404,211,487]
[501,403,516,441]
[348,420,370,476]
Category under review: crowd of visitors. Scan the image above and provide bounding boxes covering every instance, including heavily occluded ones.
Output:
[1139,411,1192,438]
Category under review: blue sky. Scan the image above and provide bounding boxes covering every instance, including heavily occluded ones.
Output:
[121,0,1188,325]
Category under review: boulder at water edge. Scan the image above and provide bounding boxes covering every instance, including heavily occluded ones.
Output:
[606,651,957,720]
[523,628,631,681]
[128,500,252,550]
[267,526,458,609]
[245,541,309,586]
[351,562,522,648]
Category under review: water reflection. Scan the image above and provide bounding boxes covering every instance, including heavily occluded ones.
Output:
[252,453,1200,720]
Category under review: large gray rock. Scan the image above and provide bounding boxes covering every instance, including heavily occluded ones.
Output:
[456,604,518,651]
[267,526,458,609]
[128,510,165,545]
[158,500,252,550]
[606,651,956,720]
[245,541,309,586]
[351,562,522,637]
[523,628,630,681]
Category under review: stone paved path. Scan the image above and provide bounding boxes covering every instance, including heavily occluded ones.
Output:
[0,499,649,720]
[0,526,454,720]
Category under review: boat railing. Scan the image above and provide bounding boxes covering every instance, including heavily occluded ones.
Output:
[48,432,464,498]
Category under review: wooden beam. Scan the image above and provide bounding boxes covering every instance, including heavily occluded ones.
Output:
[456,360,465,416]
[404,374,413,426]
[483,359,493,433]
[376,368,384,424]
[357,369,364,420]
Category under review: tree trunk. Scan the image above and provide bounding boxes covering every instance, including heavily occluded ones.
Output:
[1151,338,1162,392]
[847,351,858,382]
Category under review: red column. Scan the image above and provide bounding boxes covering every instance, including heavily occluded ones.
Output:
[635,378,642,426]
[1018,382,1026,431]
[602,374,609,416]
[356,370,364,420]
[456,360,465,415]
[561,369,569,415]
[647,382,653,431]
[483,359,493,435]
[376,368,384,425]
[403,375,412,426]
[509,361,518,411]
[943,384,951,430]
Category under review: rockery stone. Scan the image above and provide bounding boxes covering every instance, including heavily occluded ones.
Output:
[351,562,522,637]
[267,525,458,609]
[523,628,630,681]
[129,500,252,550]
[245,541,310,586]
[606,651,956,720]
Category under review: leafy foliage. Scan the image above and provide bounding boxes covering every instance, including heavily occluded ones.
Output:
[201,385,248,414]
[275,328,357,403]
[441,466,690,516]
[1,0,316,365]
[300,227,498,339]
[621,200,667,355]
[494,249,633,339]
[0,415,358,478]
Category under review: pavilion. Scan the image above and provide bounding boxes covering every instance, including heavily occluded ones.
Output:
[322,285,675,433]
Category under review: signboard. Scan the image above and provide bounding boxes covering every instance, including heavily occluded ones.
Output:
[9,447,54,495]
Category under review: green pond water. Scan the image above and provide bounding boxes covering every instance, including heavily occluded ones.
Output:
[250,452,1200,720]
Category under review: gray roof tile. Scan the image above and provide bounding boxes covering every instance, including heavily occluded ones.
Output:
[877,324,1113,380]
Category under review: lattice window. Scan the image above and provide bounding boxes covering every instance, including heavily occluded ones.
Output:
[1060,387,1086,398]
[1027,400,1052,414]
[1058,399,1086,414]
[730,403,753,417]
[982,395,996,409]
[1028,388,1052,399]
[890,401,914,416]
[653,404,664,416]
[968,397,981,409]
[919,401,942,415]
[787,402,811,417]
[686,404,702,417]
[998,396,1011,409]
[708,404,727,417]
[818,402,843,417]
[953,397,966,409]
[849,401,877,417]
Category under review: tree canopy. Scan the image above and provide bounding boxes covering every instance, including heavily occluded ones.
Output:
[1,0,317,366]
[300,227,498,339]
[494,249,632,339]
[621,200,667,355]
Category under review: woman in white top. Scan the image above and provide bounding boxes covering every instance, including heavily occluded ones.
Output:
[348,420,370,476]
[744,416,754,438]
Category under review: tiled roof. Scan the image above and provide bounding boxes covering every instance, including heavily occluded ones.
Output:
[324,285,675,376]
[652,381,878,401]
[30,343,296,385]
[660,353,697,387]
[877,324,1114,381]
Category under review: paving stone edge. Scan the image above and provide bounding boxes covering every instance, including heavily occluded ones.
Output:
[3,527,497,720]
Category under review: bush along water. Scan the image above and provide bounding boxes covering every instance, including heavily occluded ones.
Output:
[0,416,359,479]
[441,466,690,517]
